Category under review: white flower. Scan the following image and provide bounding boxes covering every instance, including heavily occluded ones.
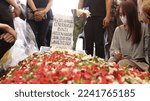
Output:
[66,62,74,66]
[73,69,79,73]
[112,80,119,84]
[81,55,92,60]
[53,62,59,65]
[108,62,114,66]
[98,77,102,81]
[19,76,23,79]
[30,72,33,75]
[76,9,91,17]
[37,62,42,66]
[60,62,63,65]
[44,68,48,72]
[106,75,114,80]
[67,80,73,84]
[108,67,118,74]
[51,68,56,74]
[61,68,69,72]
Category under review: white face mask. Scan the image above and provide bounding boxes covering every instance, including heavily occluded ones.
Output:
[120,16,127,24]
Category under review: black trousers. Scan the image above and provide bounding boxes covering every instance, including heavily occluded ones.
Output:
[84,16,105,58]
[0,1,14,59]
[27,18,50,49]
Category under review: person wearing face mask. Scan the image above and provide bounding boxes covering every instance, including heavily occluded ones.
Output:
[108,1,149,71]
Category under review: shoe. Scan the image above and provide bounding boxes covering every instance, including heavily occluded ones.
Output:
[79,34,84,39]
[0,67,6,78]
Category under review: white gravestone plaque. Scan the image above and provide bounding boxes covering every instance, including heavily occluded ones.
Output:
[50,14,74,49]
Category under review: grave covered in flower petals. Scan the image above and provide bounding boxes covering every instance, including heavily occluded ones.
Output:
[1,49,150,84]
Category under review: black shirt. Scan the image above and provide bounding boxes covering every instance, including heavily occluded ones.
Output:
[89,0,106,17]
[83,0,89,8]
[33,0,48,8]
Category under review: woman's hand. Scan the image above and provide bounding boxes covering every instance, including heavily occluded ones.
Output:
[140,11,150,23]
[112,50,122,61]
[14,6,21,17]
[0,23,16,43]
[0,33,16,43]
[4,25,16,39]
[6,0,21,17]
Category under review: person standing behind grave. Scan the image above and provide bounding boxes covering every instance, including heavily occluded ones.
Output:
[83,0,112,58]
[26,0,53,49]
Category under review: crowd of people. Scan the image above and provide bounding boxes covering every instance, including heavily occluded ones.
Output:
[0,0,150,77]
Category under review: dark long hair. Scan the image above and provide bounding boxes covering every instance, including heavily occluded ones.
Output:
[117,1,141,44]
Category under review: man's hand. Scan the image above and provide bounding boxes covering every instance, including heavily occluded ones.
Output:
[103,16,110,28]
[34,9,47,21]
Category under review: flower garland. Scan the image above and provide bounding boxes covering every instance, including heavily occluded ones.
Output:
[0,49,150,84]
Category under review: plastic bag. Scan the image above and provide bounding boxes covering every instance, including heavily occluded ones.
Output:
[2,17,39,69]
